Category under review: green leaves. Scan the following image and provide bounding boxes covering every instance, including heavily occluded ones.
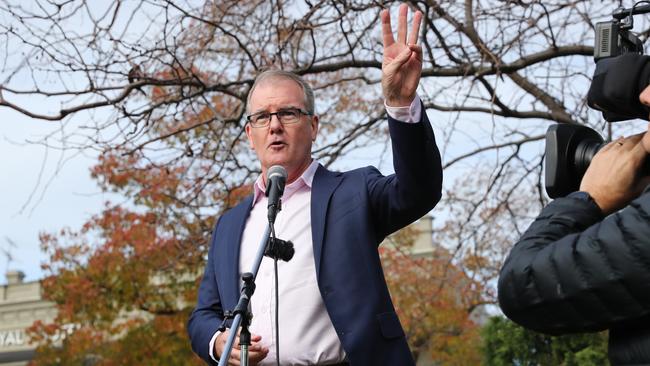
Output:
[481,316,609,366]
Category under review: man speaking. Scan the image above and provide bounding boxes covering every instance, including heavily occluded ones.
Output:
[187,4,442,365]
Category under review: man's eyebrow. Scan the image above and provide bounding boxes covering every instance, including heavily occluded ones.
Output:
[250,105,301,114]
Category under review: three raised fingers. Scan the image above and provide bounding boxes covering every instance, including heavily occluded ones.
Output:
[381,4,422,47]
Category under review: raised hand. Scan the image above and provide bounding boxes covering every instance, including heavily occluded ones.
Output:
[381,3,423,107]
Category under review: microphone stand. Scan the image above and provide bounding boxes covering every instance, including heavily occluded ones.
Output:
[218,224,271,366]
[218,234,295,366]
[218,206,293,365]
[219,166,291,366]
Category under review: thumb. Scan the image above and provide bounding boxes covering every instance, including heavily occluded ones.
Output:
[385,47,412,72]
[408,43,423,61]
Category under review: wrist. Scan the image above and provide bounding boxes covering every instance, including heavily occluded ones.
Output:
[567,190,595,202]
[569,190,611,215]
[214,332,225,357]
[385,97,414,108]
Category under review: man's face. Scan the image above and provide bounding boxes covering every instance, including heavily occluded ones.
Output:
[245,77,319,182]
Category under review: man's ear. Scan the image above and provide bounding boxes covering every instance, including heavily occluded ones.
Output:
[245,123,255,149]
[311,115,319,142]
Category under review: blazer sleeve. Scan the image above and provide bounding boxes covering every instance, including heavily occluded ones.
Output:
[187,220,223,366]
[367,105,443,238]
[498,188,650,335]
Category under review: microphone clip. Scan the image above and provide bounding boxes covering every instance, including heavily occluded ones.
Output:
[264,237,295,262]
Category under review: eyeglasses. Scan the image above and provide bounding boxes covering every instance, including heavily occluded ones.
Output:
[246,108,313,128]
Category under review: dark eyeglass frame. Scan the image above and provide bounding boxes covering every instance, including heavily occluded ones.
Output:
[246,107,313,128]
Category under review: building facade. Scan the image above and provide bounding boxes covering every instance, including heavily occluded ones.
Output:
[0,271,56,366]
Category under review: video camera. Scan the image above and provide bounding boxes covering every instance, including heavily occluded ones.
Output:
[545,3,650,198]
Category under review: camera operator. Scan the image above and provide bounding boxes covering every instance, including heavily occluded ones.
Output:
[498,86,650,365]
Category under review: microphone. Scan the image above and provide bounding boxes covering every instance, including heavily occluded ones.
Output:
[266,165,287,224]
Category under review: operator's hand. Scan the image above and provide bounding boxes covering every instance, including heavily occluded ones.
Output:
[214,329,269,366]
[580,132,650,215]
[381,3,423,107]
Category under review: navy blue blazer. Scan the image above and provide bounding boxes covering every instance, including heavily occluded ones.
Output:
[188,112,442,365]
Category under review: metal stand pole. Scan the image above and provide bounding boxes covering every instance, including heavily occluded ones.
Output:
[218,224,271,366]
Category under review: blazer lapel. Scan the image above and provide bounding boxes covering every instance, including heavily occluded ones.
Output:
[311,165,343,278]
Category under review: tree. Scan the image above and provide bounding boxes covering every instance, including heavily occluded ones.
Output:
[381,224,485,365]
[0,0,638,363]
[481,316,609,366]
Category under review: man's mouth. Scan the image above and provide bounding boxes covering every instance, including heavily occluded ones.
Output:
[269,141,286,149]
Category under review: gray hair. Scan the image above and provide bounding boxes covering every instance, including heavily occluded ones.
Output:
[246,70,315,114]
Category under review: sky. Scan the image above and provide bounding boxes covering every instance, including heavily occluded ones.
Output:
[0,0,430,285]
[2,0,640,286]
[0,1,130,284]
[0,108,109,283]
[0,108,405,285]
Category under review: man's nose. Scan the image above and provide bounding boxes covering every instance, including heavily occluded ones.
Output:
[269,113,284,132]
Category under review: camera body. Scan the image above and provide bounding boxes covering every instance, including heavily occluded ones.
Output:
[594,18,643,62]
[545,5,650,198]
[589,6,649,122]
[545,124,604,198]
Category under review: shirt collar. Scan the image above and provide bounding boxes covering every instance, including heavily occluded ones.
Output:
[252,160,319,206]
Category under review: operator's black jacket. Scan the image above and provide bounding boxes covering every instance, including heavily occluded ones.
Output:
[498,187,650,365]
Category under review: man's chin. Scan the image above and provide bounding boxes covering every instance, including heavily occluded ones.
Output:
[263,159,288,170]
[263,153,290,167]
